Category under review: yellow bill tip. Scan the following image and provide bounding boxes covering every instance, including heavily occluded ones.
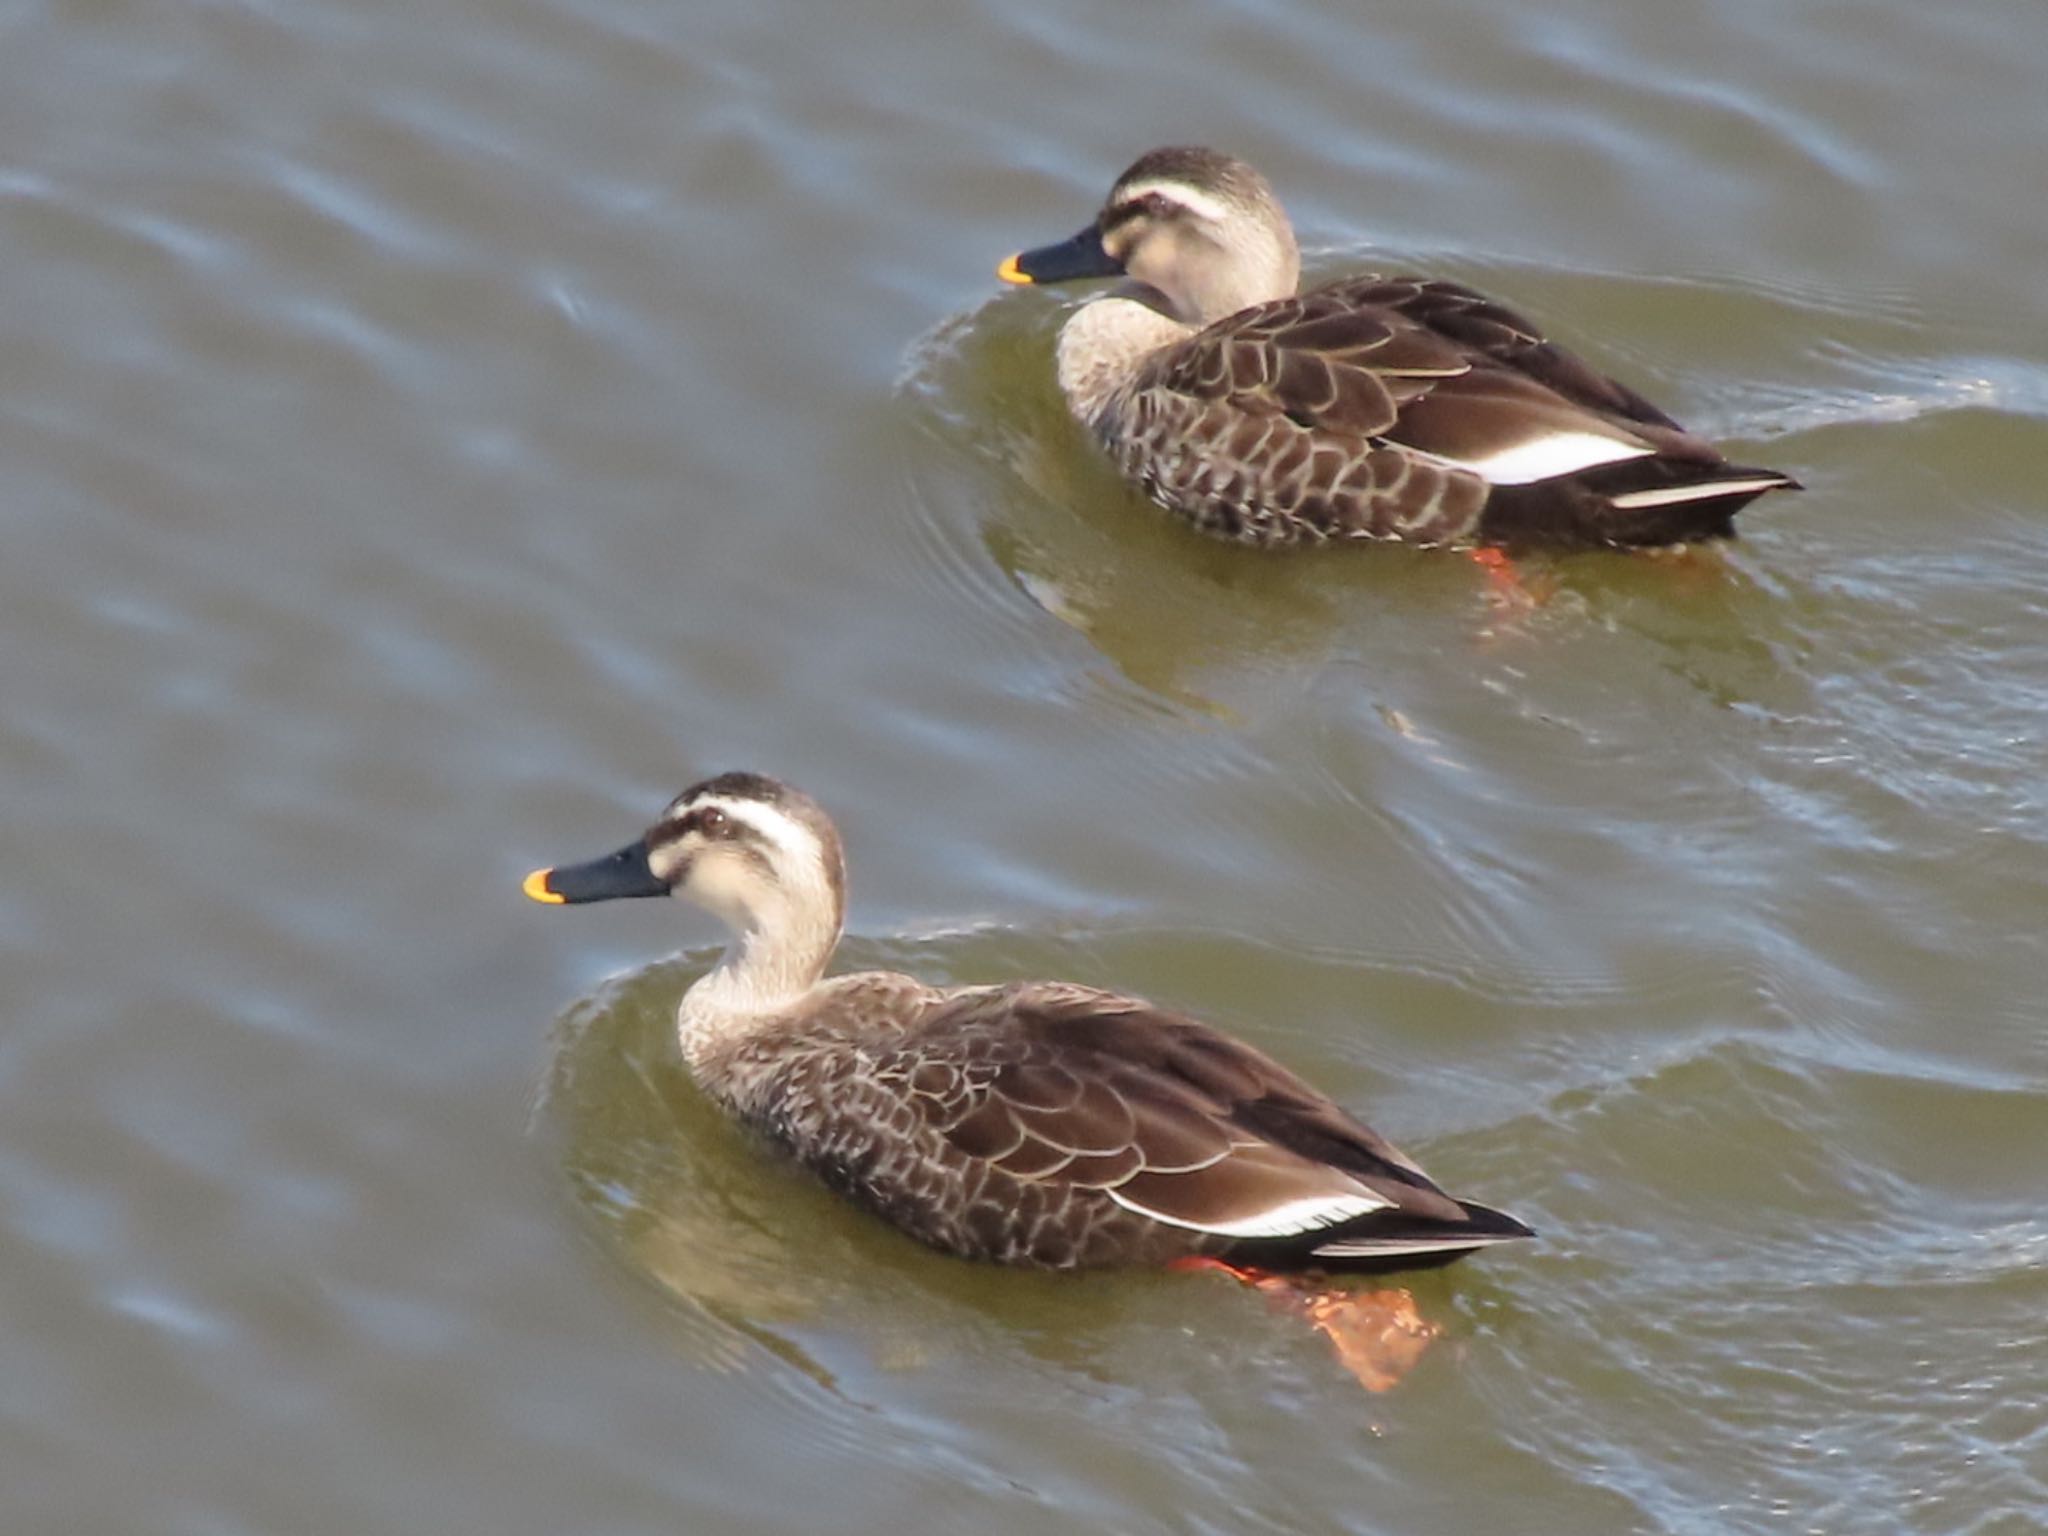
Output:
[996,252,1033,285]
[522,868,565,905]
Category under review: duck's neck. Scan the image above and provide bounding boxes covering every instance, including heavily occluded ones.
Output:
[1054,229,1300,427]
[677,897,840,1068]
[1177,222,1299,328]
[1055,288,1197,427]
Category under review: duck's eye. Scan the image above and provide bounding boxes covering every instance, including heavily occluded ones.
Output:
[697,807,728,837]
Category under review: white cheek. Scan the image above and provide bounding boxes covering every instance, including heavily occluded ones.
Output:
[648,844,689,886]
[681,852,757,924]
[1122,239,1161,285]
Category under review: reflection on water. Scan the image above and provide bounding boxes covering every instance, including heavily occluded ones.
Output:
[541,963,857,1364]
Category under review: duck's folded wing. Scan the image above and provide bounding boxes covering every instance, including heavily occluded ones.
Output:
[1135,275,1716,495]
[1353,276,1688,433]
[888,984,1469,1239]
[1139,287,1474,442]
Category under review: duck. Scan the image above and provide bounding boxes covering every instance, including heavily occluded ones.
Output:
[997,145,1799,550]
[524,771,1534,1273]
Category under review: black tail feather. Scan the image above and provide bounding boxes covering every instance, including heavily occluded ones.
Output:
[1228,1198,1536,1276]
[1451,1199,1537,1241]
[1481,458,1800,548]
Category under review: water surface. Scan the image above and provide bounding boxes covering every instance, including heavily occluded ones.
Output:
[2,1,2044,1532]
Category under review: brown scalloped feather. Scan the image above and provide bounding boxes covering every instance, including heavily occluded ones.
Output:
[1102,274,1791,548]
[707,980,1530,1271]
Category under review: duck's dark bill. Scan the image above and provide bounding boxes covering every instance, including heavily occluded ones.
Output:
[997,224,1122,285]
[523,838,665,905]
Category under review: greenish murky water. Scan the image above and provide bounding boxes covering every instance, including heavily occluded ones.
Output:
[3,1,2043,1531]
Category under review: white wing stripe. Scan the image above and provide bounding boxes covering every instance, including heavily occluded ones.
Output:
[1446,431,1653,484]
[1608,476,1788,509]
[1312,1232,1524,1258]
[1106,1187,1389,1238]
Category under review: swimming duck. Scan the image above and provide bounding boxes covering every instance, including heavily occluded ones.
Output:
[524,772,1533,1272]
[998,146,1799,549]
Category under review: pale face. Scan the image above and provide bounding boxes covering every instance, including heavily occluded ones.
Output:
[642,783,844,935]
[525,775,830,908]
[1098,185,1225,305]
[1094,174,1298,325]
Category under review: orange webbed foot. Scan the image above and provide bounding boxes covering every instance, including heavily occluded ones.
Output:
[1467,544,1556,611]
[1169,1258,1440,1392]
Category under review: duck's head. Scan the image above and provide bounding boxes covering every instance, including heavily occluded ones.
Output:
[998,146,1301,327]
[524,771,846,941]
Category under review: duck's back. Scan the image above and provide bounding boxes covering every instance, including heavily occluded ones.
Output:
[1099,274,1795,549]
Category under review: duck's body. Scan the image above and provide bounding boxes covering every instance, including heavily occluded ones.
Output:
[697,974,1530,1271]
[527,772,1533,1273]
[1001,146,1799,550]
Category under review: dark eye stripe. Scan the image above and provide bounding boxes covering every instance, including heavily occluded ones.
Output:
[1102,192,1178,233]
[654,805,761,845]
